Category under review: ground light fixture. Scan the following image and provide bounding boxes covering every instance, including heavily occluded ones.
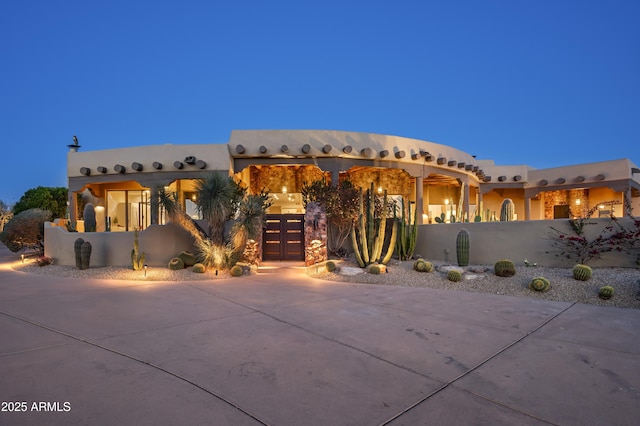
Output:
[144,264,148,277]
[21,254,24,263]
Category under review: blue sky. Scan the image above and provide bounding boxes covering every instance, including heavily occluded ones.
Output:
[1,0,639,204]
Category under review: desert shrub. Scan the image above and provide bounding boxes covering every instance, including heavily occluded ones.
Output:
[326,261,337,272]
[529,277,551,292]
[192,263,206,273]
[0,208,52,255]
[598,286,615,300]
[447,270,462,282]
[494,259,516,277]
[178,251,197,267]
[35,256,53,266]
[230,265,243,276]
[572,264,593,281]
[168,257,185,270]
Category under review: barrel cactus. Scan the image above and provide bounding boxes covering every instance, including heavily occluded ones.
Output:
[573,264,592,281]
[456,228,470,267]
[192,263,206,273]
[80,241,92,270]
[529,277,551,292]
[598,285,614,300]
[177,251,197,267]
[447,269,463,282]
[230,265,243,277]
[326,261,337,272]
[499,199,515,221]
[168,257,185,270]
[369,264,382,274]
[494,259,516,277]
[131,229,145,271]
[413,259,434,273]
[74,237,84,269]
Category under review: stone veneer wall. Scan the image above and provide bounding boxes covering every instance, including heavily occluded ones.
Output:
[543,189,589,219]
[249,165,330,194]
[345,168,412,199]
[304,202,327,266]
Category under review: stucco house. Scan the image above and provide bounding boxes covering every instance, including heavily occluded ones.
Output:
[64,130,640,265]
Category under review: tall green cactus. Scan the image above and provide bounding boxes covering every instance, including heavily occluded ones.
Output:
[456,228,470,266]
[83,203,96,232]
[80,241,92,270]
[74,237,84,269]
[131,229,146,270]
[396,197,418,261]
[350,183,397,267]
[500,198,515,221]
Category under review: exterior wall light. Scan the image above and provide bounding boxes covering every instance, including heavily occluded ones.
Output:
[576,199,581,205]
[282,186,287,194]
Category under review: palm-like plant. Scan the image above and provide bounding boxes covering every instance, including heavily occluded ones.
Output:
[195,172,245,245]
[230,191,273,257]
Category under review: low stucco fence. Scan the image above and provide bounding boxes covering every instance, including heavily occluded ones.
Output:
[44,223,196,267]
[415,218,638,268]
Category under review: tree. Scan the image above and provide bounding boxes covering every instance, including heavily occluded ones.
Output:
[195,172,245,245]
[0,200,13,232]
[302,179,359,257]
[0,208,52,254]
[13,187,68,219]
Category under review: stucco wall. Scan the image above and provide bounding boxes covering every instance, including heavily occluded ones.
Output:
[45,223,197,267]
[415,218,638,268]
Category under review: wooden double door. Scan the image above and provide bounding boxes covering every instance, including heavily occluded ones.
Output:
[262,214,305,261]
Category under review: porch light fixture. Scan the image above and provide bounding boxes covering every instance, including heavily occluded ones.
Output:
[576,199,581,205]
[444,199,450,205]
[378,186,383,194]
[282,186,287,194]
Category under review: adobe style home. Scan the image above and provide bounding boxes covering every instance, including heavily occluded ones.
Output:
[65,129,640,264]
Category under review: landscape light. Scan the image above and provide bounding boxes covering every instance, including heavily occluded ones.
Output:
[144,264,148,277]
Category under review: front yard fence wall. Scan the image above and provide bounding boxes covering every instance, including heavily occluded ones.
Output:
[415,218,638,268]
[44,223,196,267]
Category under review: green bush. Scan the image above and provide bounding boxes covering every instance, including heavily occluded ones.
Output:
[447,269,462,282]
[168,257,185,270]
[494,259,516,277]
[573,264,593,281]
[0,208,52,254]
[230,265,243,277]
[598,285,614,300]
[529,277,551,292]
[192,263,206,273]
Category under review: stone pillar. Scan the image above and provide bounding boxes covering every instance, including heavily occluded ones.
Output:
[415,177,424,224]
[524,197,531,221]
[150,186,160,225]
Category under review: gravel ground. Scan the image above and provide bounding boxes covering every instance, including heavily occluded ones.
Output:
[308,259,640,310]
[12,259,640,309]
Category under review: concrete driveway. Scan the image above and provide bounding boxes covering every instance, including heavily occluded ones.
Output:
[1,245,639,425]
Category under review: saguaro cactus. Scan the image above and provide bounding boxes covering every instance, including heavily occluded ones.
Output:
[350,183,397,267]
[80,241,92,270]
[500,198,515,221]
[74,237,84,269]
[83,203,97,232]
[456,228,470,267]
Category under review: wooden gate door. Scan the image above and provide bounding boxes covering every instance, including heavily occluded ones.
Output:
[262,214,305,261]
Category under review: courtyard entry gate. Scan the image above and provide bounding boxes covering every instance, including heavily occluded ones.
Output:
[262,214,305,261]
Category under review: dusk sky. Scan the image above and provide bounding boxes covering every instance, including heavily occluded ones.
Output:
[1,1,638,204]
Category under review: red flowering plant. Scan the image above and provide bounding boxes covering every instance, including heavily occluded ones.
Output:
[547,201,630,265]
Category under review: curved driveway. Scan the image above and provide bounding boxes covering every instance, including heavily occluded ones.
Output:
[1,244,639,425]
